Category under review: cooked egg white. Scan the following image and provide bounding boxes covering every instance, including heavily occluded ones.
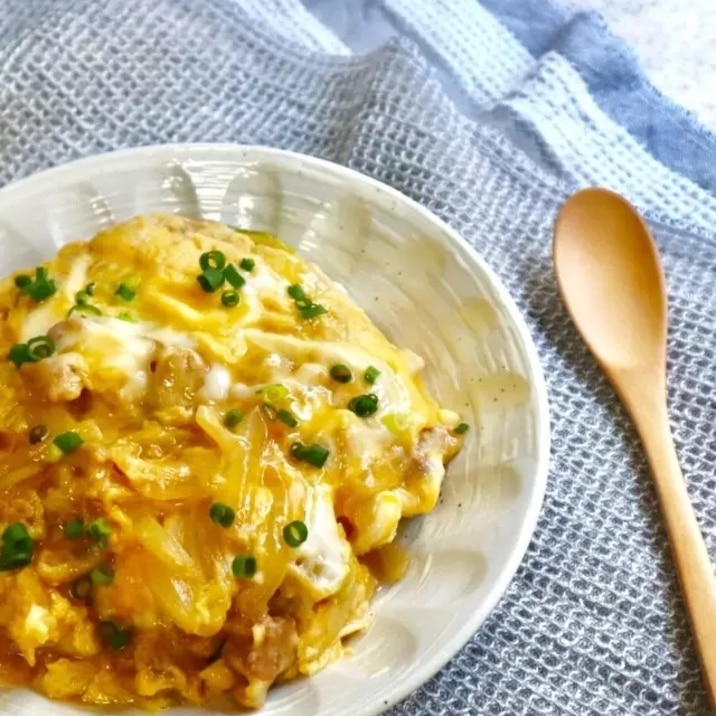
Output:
[0,214,464,711]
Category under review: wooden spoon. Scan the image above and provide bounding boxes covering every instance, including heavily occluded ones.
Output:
[553,187,716,705]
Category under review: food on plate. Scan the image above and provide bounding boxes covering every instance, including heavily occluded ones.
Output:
[0,214,465,709]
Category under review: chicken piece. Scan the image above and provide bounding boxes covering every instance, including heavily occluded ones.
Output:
[223,615,297,708]
[148,345,207,411]
[22,352,89,402]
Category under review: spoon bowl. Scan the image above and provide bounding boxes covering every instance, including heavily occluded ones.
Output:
[554,188,667,371]
[554,187,716,708]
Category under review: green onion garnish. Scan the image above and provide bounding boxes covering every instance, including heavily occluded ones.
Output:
[9,336,55,367]
[197,267,226,293]
[239,258,255,272]
[86,518,112,548]
[287,284,306,302]
[26,335,55,361]
[68,304,102,317]
[199,251,226,271]
[64,517,86,540]
[231,554,257,579]
[224,264,246,289]
[9,344,31,368]
[348,393,379,418]
[14,275,31,289]
[85,282,96,296]
[53,431,83,455]
[299,303,327,320]
[277,409,298,428]
[115,284,136,302]
[91,563,115,586]
[117,312,137,322]
[290,441,329,468]
[454,422,470,435]
[28,424,49,445]
[223,408,244,429]
[209,502,235,528]
[282,520,309,548]
[329,364,352,383]
[221,290,240,308]
[75,290,89,306]
[364,366,380,384]
[69,575,93,601]
[0,522,34,571]
[97,621,132,651]
[18,267,57,302]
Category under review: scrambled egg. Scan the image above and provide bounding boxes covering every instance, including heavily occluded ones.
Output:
[0,215,464,710]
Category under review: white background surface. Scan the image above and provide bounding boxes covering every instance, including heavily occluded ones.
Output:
[572,0,716,129]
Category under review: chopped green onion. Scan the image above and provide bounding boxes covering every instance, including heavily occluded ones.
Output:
[223,408,244,429]
[454,422,470,435]
[116,311,136,322]
[0,551,33,571]
[277,409,298,428]
[381,412,412,435]
[258,384,288,403]
[91,564,115,586]
[64,517,85,540]
[231,554,257,579]
[14,275,31,289]
[287,284,306,302]
[0,522,34,571]
[197,267,225,293]
[26,335,55,361]
[3,522,31,547]
[364,366,380,384]
[86,518,112,548]
[97,621,132,651]
[299,303,327,320]
[28,424,49,445]
[115,284,136,302]
[9,343,31,368]
[69,575,93,601]
[85,282,96,296]
[74,290,89,306]
[26,282,56,301]
[282,520,309,548]
[348,393,379,418]
[199,251,226,271]
[224,264,246,289]
[15,266,57,301]
[290,441,329,469]
[68,304,102,317]
[209,503,235,528]
[9,336,55,367]
[19,267,57,302]
[53,431,83,455]
[329,364,353,383]
[239,258,255,272]
[221,290,240,308]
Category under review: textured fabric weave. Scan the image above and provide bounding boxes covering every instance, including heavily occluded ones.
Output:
[1,0,715,713]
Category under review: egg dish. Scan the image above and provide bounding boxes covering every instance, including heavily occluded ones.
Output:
[0,214,466,710]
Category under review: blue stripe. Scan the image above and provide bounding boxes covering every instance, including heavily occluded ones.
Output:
[480,0,716,193]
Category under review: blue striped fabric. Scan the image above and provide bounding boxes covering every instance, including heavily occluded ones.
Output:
[0,1,714,714]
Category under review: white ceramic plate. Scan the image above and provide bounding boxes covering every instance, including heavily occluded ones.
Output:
[0,145,549,716]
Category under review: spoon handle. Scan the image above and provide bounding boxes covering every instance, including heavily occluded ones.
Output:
[630,400,716,705]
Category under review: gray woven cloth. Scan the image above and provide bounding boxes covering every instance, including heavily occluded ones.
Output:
[1,0,716,713]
